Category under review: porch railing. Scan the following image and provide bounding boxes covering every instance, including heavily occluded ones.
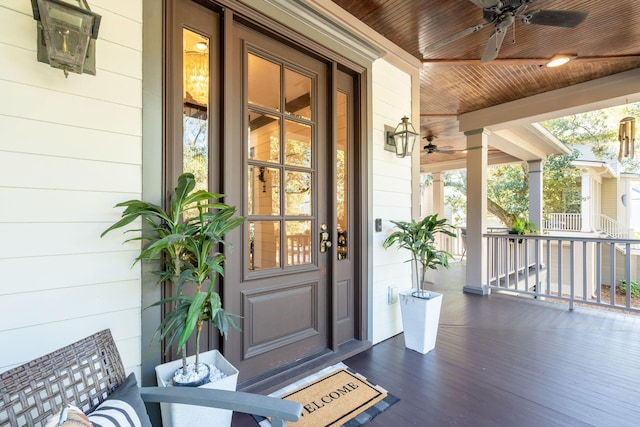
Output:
[598,214,631,239]
[544,213,582,231]
[485,233,640,314]
[440,227,466,258]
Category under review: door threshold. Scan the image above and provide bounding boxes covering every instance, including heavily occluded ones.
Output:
[237,339,371,394]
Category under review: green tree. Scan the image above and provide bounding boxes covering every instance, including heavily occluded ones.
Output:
[543,150,581,213]
[438,102,639,227]
[542,103,640,173]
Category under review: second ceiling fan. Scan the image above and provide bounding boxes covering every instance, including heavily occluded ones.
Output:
[424,0,588,63]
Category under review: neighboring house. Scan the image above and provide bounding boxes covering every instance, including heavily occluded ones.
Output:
[1,0,638,408]
[560,144,638,237]
[543,144,640,298]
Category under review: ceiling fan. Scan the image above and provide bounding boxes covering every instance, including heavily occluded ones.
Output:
[423,136,456,154]
[423,0,588,63]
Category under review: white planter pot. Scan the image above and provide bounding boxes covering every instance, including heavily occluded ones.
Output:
[155,349,239,427]
[399,290,443,354]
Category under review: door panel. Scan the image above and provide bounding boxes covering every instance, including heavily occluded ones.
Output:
[243,281,319,358]
[227,23,329,380]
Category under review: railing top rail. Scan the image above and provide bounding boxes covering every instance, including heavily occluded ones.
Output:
[483,233,640,245]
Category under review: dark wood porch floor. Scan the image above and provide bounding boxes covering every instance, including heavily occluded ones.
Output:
[233,262,640,426]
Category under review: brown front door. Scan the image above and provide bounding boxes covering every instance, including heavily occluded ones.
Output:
[225,23,331,381]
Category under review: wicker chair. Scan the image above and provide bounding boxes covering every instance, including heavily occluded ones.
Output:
[0,329,301,427]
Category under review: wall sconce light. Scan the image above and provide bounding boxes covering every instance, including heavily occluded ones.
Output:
[384,116,418,158]
[618,116,636,162]
[31,0,102,77]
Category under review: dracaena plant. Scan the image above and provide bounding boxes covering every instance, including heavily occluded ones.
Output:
[383,214,455,295]
[102,173,245,376]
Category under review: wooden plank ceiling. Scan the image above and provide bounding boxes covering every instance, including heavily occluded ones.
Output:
[330,0,640,171]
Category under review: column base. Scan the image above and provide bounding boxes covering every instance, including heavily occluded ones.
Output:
[463,285,490,296]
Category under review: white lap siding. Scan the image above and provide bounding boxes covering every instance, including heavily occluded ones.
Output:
[0,0,143,378]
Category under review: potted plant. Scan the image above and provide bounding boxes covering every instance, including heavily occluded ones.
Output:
[509,217,537,243]
[101,172,245,427]
[383,214,455,354]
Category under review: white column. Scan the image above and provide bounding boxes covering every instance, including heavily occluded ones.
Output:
[528,160,543,232]
[421,175,433,217]
[432,172,445,218]
[463,129,490,295]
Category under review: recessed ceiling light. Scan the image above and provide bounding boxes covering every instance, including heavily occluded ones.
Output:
[546,54,576,68]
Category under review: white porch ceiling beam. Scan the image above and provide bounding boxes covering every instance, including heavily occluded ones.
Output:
[458,68,640,133]
[491,123,570,162]
[422,152,520,174]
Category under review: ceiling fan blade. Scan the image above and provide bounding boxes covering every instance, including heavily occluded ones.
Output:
[467,0,500,8]
[523,10,588,28]
[423,22,491,52]
[481,29,506,63]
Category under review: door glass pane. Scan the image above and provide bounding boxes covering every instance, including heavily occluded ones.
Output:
[336,91,348,260]
[248,110,280,163]
[286,221,311,266]
[285,171,311,216]
[183,28,209,192]
[248,166,280,216]
[285,120,311,167]
[249,221,280,270]
[246,52,315,271]
[284,69,312,120]
[248,54,280,111]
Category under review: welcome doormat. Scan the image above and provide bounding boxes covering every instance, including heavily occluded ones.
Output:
[254,363,399,427]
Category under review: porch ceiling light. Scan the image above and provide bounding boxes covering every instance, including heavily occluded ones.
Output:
[384,116,418,158]
[618,116,636,162]
[545,54,575,68]
[31,0,101,78]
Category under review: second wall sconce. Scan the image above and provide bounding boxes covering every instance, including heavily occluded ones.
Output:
[31,0,102,77]
[384,116,418,158]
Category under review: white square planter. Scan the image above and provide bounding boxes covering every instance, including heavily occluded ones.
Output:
[155,350,239,427]
[399,290,443,354]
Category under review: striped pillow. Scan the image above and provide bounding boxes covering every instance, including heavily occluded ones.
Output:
[87,373,152,427]
[88,398,141,427]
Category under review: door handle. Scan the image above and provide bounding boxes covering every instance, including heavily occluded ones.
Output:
[320,223,332,253]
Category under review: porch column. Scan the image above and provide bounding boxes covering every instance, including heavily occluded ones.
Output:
[432,172,445,217]
[421,175,433,217]
[528,160,543,232]
[581,173,592,232]
[463,128,490,295]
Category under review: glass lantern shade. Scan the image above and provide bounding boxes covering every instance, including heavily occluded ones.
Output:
[31,0,101,76]
[391,116,418,158]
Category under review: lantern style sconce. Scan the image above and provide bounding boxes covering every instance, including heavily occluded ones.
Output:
[31,0,102,77]
[384,116,418,158]
[618,116,636,162]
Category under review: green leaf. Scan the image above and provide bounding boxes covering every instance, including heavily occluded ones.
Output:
[178,292,207,351]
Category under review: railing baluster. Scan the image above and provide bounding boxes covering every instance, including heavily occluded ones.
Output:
[596,241,601,304]
[569,240,574,311]
[582,241,587,302]
[557,239,563,303]
[545,237,551,295]
[610,243,616,307]
[625,243,632,309]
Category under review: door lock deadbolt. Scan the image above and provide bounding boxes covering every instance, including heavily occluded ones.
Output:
[320,223,332,253]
